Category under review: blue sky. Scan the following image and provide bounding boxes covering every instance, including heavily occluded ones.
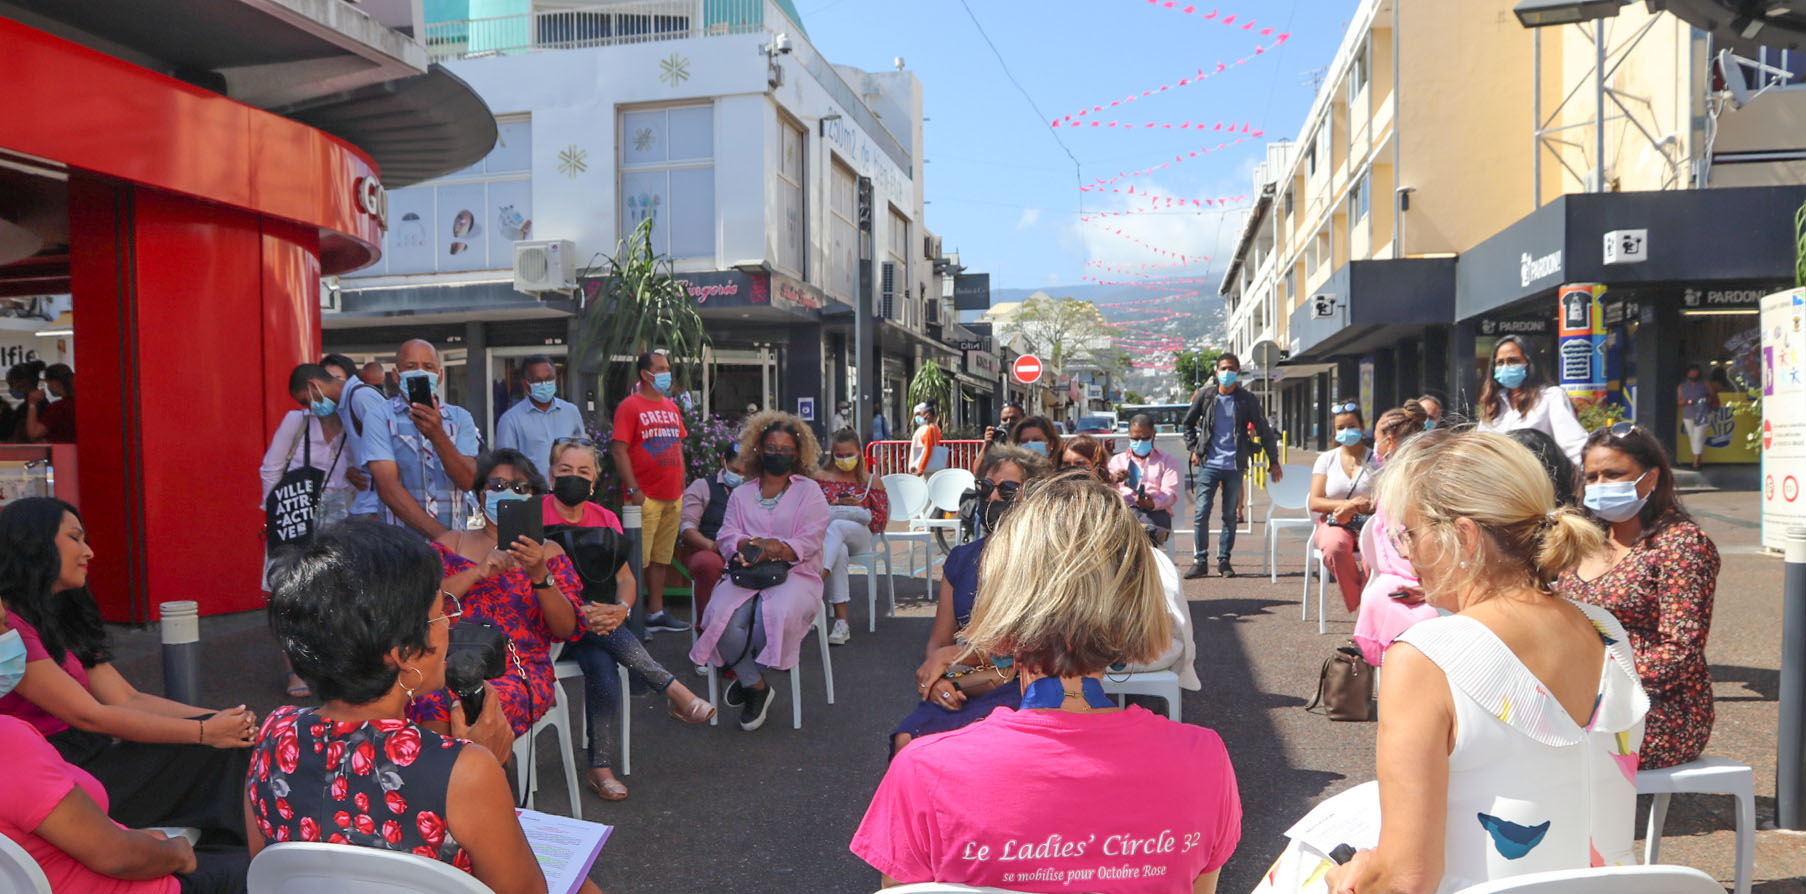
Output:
[800,0,1360,290]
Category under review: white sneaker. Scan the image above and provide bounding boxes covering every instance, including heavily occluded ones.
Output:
[828,619,851,646]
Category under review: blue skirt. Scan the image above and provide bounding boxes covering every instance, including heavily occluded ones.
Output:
[889,683,1021,755]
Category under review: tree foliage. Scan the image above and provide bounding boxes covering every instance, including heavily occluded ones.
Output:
[571,218,712,424]
[908,358,952,413]
[1013,295,1114,368]
[1173,348,1225,394]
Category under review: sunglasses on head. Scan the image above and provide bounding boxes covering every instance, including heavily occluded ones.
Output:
[976,479,1023,501]
[1331,402,1359,414]
[553,437,597,448]
[1604,421,1641,439]
[484,478,534,495]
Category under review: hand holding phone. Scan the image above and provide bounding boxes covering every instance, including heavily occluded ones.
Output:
[496,498,544,553]
[404,374,433,407]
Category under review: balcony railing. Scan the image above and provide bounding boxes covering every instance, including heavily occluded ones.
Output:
[424,0,769,62]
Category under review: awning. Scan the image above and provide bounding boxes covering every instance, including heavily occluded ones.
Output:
[1288,257,1456,362]
[273,65,497,189]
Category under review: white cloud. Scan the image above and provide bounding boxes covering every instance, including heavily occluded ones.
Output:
[1016,208,1042,230]
[1045,272,1061,285]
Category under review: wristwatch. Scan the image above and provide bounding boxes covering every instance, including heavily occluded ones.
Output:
[531,576,553,589]
[627,486,642,496]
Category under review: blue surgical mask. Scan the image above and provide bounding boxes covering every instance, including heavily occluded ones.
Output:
[1218,370,1239,387]
[651,372,673,394]
[723,470,744,488]
[528,381,557,404]
[1335,428,1363,447]
[914,415,925,426]
[1023,440,1048,455]
[0,629,26,699]
[308,387,337,418]
[484,491,529,524]
[1424,419,1437,431]
[1130,438,1154,457]
[400,369,439,397]
[1584,471,1651,523]
[1493,363,1529,389]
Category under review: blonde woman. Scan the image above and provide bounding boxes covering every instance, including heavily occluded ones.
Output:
[687,411,830,731]
[813,430,889,645]
[1304,432,1648,894]
[854,474,1242,893]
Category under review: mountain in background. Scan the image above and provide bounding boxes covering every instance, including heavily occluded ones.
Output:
[988,284,1228,351]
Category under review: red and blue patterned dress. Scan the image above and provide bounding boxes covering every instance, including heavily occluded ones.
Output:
[247,706,473,872]
[409,542,584,736]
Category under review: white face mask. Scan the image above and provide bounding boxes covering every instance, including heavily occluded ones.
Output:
[1584,470,1652,523]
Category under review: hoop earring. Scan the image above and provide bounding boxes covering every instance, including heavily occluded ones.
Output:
[400,666,424,702]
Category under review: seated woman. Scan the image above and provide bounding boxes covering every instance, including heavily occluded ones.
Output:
[812,429,890,646]
[1293,432,1648,894]
[687,411,831,731]
[854,473,1242,892]
[890,445,1049,754]
[542,438,713,802]
[1559,423,1718,770]
[0,497,254,844]
[1058,434,1116,482]
[256,522,601,894]
[1007,414,1062,461]
[1310,401,1377,613]
[678,443,744,626]
[408,449,584,747]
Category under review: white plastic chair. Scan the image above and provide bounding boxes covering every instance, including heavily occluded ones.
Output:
[1451,864,1723,894]
[1301,542,1329,634]
[1261,463,1314,582]
[552,650,631,776]
[1101,669,1182,721]
[881,473,936,600]
[705,600,835,729]
[248,841,494,893]
[510,680,579,815]
[1639,755,1755,894]
[846,530,897,632]
[0,833,50,894]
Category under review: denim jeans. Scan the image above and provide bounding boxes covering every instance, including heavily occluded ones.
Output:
[1192,465,1243,561]
[569,627,677,769]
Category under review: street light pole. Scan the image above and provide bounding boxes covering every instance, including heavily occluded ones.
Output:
[1594,17,1606,192]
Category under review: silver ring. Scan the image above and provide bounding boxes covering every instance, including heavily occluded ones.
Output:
[940,692,951,699]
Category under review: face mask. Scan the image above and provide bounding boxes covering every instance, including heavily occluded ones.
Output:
[1022,440,1048,456]
[529,381,557,404]
[7,387,24,401]
[551,475,592,507]
[308,386,337,419]
[484,491,528,524]
[1424,419,1437,431]
[1218,370,1239,387]
[913,415,925,427]
[834,455,859,471]
[0,630,26,699]
[723,470,745,488]
[982,497,1014,533]
[1335,428,1363,447]
[1130,438,1154,457]
[761,452,794,477]
[400,369,439,398]
[1493,363,1529,389]
[650,371,673,394]
[1584,471,1651,523]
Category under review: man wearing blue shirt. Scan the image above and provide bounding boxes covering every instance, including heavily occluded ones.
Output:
[494,354,585,476]
[1179,352,1283,579]
[339,339,480,538]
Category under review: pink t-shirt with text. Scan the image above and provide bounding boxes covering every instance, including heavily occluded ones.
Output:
[852,705,1242,893]
[0,613,89,736]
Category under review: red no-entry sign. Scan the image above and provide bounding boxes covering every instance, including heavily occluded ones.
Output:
[1013,354,1044,384]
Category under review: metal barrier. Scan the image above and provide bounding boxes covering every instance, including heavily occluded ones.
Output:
[865,439,987,477]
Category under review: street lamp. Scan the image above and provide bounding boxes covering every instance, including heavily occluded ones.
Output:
[1512,0,1628,27]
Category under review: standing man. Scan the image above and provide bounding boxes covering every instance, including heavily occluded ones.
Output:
[830,401,850,434]
[1107,414,1181,546]
[610,350,690,633]
[1180,353,1282,579]
[342,339,480,537]
[871,402,892,443]
[908,402,942,476]
[495,354,585,475]
[970,400,1025,472]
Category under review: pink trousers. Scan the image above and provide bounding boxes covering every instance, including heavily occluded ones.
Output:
[1313,522,1365,613]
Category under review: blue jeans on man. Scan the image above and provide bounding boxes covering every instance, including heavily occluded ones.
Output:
[1193,465,1243,562]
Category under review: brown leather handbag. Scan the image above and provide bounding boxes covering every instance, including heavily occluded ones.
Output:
[1307,641,1375,722]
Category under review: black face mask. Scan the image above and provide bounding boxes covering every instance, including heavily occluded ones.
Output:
[982,497,1014,534]
[551,475,593,507]
[761,452,794,477]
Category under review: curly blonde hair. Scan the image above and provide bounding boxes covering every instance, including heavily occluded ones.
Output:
[737,410,821,476]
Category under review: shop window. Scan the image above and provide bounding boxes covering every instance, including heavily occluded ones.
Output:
[829,160,858,303]
[777,117,806,276]
[620,104,715,260]
[368,117,532,276]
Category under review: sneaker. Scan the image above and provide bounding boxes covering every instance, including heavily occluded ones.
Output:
[724,677,745,707]
[739,684,775,731]
[1183,562,1210,580]
[1217,560,1237,579]
[828,619,851,646]
[645,611,690,633]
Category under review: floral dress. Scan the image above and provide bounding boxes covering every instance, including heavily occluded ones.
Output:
[409,542,584,736]
[1558,517,1719,769]
[815,477,891,534]
[248,706,473,873]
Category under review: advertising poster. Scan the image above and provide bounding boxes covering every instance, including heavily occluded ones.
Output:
[437,182,488,272]
[1761,288,1806,550]
[1557,283,1607,404]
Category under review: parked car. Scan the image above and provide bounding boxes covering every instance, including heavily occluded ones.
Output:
[1075,415,1117,453]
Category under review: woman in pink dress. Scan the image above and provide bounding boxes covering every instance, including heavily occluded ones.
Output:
[688,412,831,731]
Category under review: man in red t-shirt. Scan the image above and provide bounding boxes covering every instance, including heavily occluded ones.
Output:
[610,351,690,632]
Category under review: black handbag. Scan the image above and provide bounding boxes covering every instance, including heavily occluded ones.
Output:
[443,620,510,725]
[728,542,791,590]
[264,416,343,553]
[545,524,631,603]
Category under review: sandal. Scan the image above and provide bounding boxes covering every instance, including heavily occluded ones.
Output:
[284,672,312,700]
[586,772,628,801]
[669,697,717,725]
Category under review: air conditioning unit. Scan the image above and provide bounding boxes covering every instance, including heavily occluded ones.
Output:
[923,234,942,260]
[513,240,577,294]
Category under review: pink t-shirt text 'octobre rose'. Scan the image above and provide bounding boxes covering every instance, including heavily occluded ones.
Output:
[851,705,1241,893]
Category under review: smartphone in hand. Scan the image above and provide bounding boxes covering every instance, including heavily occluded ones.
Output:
[404,374,433,407]
[496,497,543,548]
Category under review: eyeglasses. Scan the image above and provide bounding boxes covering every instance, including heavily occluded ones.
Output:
[430,591,463,626]
[1330,402,1359,414]
[553,437,597,448]
[484,478,534,495]
[976,479,1023,501]
[1387,524,1421,560]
